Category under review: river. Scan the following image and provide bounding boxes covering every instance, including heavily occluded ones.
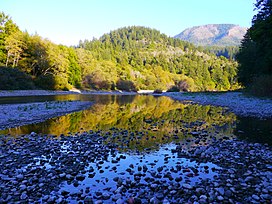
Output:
[0,94,271,203]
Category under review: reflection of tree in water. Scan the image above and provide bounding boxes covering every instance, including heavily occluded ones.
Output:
[1,95,236,150]
[234,117,272,145]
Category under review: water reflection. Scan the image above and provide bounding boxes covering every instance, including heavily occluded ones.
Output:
[235,117,272,145]
[0,95,237,150]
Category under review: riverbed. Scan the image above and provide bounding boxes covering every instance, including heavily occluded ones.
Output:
[0,92,271,203]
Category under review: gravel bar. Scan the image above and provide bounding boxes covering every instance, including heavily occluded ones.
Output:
[164,92,272,118]
[0,101,93,130]
[0,90,135,97]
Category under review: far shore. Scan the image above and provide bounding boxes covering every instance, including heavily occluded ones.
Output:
[0,89,137,97]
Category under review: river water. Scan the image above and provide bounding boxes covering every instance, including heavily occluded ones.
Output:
[0,94,270,145]
[0,94,271,202]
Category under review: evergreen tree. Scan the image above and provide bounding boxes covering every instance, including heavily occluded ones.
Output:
[237,0,272,96]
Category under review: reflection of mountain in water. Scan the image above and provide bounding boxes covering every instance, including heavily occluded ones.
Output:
[1,95,237,151]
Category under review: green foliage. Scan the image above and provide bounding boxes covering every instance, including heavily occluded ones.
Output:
[116,79,137,91]
[167,80,190,92]
[248,75,272,97]
[0,66,35,90]
[35,75,55,90]
[0,12,20,66]
[167,86,180,92]
[80,26,238,91]
[67,48,82,88]
[237,0,272,96]
[203,46,239,60]
[35,74,71,90]
[0,13,239,92]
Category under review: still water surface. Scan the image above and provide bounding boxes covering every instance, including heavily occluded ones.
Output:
[0,94,270,145]
[0,94,236,142]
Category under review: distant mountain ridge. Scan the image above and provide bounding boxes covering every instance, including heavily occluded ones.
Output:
[174,24,247,46]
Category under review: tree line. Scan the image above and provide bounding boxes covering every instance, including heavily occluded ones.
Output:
[0,12,239,91]
[202,46,239,60]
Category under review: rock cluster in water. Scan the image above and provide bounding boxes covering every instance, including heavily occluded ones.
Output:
[0,129,271,203]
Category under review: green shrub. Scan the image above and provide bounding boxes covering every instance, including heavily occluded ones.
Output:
[177,80,189,92]
[83,74,113,90]
[35,75,55,90]
[154,89,163,94]
[0,66,35,90]
[35,74,71,90]
[167,86,180,92]
[249,75,272,97]
[116,79,137,92]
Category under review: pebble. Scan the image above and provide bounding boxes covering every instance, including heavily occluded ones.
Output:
[216,187,225,196]
[20,193,28,200]
[0,122,271,204]
[217,195,224,201]
[183,183,193,190]
[252,194,260,200]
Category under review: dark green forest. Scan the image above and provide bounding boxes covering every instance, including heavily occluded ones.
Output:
[237,0,272,96]
[203,46,239,60]
[0,12,239,92]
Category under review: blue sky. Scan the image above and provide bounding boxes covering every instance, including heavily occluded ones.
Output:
[1,0,255,46]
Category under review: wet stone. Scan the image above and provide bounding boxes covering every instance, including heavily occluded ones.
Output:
[252,194,260,201]
[183,183,193,190]
[20,193,28,200]
[216,187,225,196]
[102,192,110,200]
[217,195,224,201]
[156,193,164,200]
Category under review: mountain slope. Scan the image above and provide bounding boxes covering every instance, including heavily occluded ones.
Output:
[174,24,247,46]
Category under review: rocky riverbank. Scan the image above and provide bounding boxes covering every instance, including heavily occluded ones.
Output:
[0,129,271,203]
[0,101,93,130]
[164,92,272,118]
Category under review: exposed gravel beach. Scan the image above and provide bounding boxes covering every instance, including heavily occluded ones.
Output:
[0,90,135,97]
[164,92,272,118]
[0,101,93,130]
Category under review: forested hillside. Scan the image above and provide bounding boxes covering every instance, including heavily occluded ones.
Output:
[202,46,239,60]
[0,12,239,91]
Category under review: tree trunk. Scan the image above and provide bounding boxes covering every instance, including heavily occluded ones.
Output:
[15,53,20,67]
[6,52,10,66]
[12,54,16,67]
